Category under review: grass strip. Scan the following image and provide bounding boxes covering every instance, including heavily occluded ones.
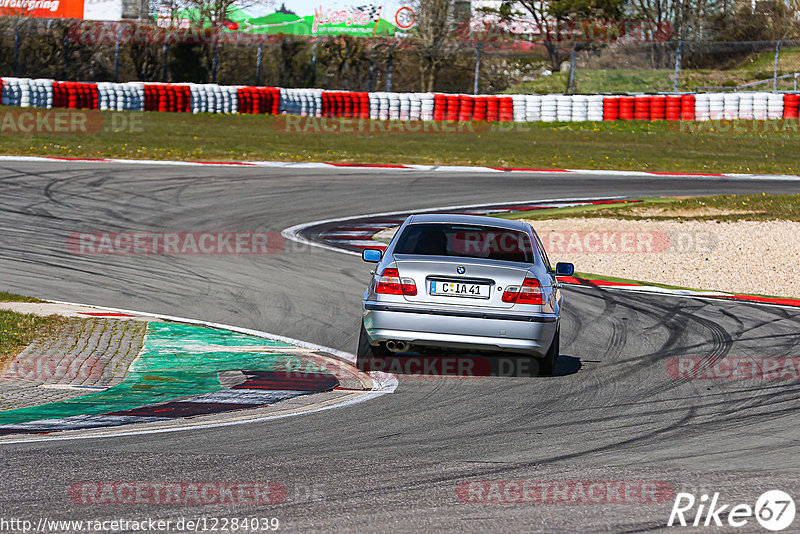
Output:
[498,194,800,222]
[0,310,63,361]
[3,107,800,174]
[0,292,43,303]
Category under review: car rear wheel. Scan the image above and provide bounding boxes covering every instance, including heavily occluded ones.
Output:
[356,323,390,372]
[538,326,559,376]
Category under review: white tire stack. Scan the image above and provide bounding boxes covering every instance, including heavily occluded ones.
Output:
[387,93,399,120]
[420,93,434,121]
[586,95,604,121]
[555,95,572,121]
[751,92,768,120]
[707,93,724,119]
[525,95,541,122]
[398,93,410,120]
[29,79,53,108]
[694,94,710,121]
[570,95,588,122]
[722,93,739,120]
[97,82,114,111]
[408,93,422,121]
[767,92,784,119]
[540,94,557,122]
[190,84,205,113]
[378,92,390,120]
[737,92,754,120]
[511,94,527,122]
[368,92,379,120]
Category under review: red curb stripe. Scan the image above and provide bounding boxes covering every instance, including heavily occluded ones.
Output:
[45,157,110,162]
[725,294,800,307]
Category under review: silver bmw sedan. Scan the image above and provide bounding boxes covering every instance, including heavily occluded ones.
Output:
[358,213,573,376]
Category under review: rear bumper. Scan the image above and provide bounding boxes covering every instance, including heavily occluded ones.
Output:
[363,302,557,357]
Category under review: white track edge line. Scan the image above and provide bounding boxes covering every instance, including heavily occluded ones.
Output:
[1,155,799,180]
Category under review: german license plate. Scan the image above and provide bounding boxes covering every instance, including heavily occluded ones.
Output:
[429,280,490,299]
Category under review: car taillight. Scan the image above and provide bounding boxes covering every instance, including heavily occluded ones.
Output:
[501,276,543,305]
[375,268,417,296]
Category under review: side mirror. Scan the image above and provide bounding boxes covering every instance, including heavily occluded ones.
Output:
[362,248,383,263]
[555,262,574,276]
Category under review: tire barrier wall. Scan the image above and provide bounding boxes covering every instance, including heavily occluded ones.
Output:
[1,77,797,122]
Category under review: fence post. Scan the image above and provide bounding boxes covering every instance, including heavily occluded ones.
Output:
[386,47,394,92]
[473,42,483,95]
[567,46,576,94]
[773,40,782,92]
[310,40,317,87]
[673,41,683,93]
[162,43,168,82]
[368,55,374,92]
[255,44,262,85]
[114,27,122,82]
[212,35,219,84]
[63,31,70,74]
[13,23,21,77]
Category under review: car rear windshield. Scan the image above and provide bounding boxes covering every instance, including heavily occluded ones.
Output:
[394,223,535,263]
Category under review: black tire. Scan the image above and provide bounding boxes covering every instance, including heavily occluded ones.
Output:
[356,324,390,372]
[538,326,559,376]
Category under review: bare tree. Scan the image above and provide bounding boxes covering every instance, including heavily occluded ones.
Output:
[411,0,457,91]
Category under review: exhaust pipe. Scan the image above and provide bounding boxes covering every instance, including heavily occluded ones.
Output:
[385,340,409,353]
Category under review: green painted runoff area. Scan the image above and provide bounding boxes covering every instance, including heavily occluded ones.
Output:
[0,322,300,425]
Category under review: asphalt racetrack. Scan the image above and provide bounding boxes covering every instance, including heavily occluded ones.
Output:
[1,161,800,532]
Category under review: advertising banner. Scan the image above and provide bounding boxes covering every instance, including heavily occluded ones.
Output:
[0,0,121,19]
[160,0,416,37]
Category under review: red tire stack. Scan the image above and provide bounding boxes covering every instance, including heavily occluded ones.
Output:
[498,96,513,122]
[680,94,695,121]
[52,81,68,108]
[602,97,619,120]
[157,85,168,112]
[445,95,460,121]
[618,96,635,120]
[433,94,446,121]
[665,96,682,120]
[237,87,252,113]
[783,94,800,119]
[176,85,190,112]
[334,92,345,117]
[650,96,666,120]
[485,96,499,121]
[458,95,473,121]
[634,96,651,121]
[343,92,354,118]
[473,96,487,121]
[356,92,370,119]
[144,84,160,112]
